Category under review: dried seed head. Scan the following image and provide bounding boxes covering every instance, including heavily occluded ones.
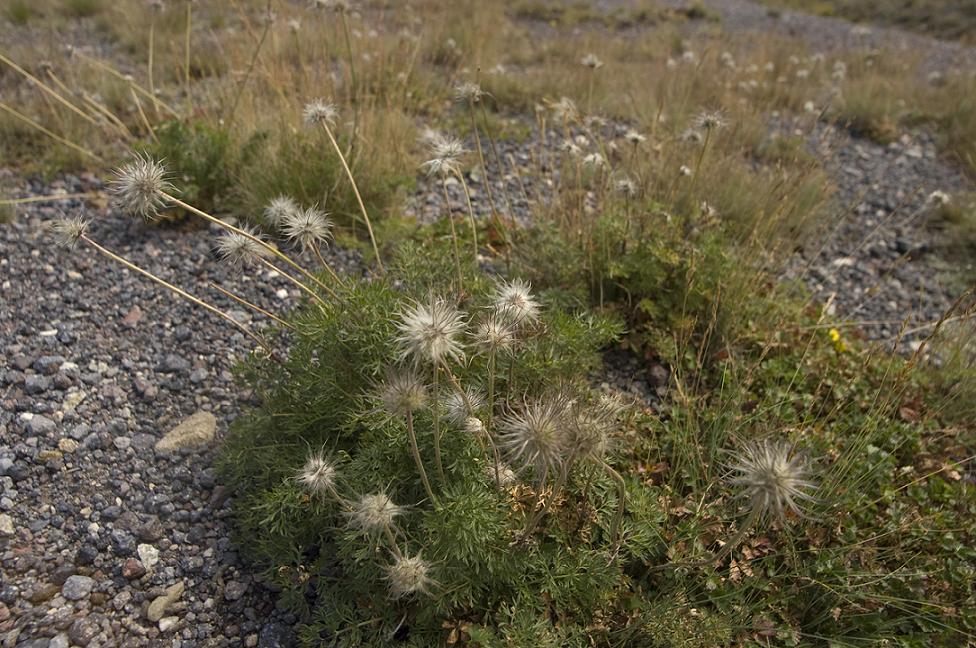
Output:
[692,110,727,132]
[454,82,484,103]
[567,393,624,460]
[615,177,638,198]
[729,440,817,522]
[582,153,606,169]
[396,297,466,364]
[498,393,571,478]
[297,451,338,496]
[485,461,518,487]
[421,135,466,178]
[472,315,516,353]
[215,228,270,267]
[385,553,433,599]
[302,98,339,128]
[581,53,604,70]
[287,18,301,32]
[378,369,428,416]
[681,128,703,143]
[52,215,90,248]
[263,195,300,228]
[346,492,404,535]
[552,97,580,123]
[624,129,646,145]
[492,278,540,327]
[442,385,485,426]
[464,416,486,437]
[282,206,333,251]
[111,154,173,219]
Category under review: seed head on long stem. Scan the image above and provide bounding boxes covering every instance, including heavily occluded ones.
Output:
[729,440,817,523]
[346,492,404,536]
[498,393,571,478]
[216,228,270,267]
[396,297,466,365]
[378,369,428,417]
[385,553,433,599]
[492,278,540,327]
[263,195,300,229]
[302,98,339,128]
[282,206,334,251]
[111,154,173,219]
[296,451,338,497]
[52,215,90,248]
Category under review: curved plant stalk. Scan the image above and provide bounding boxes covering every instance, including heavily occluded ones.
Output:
[79,234,275,357]
[75,52,180,118]
[438,176,464,293]
[405,410,437,505]
[431,366,445,484]
[0,53,98,126]
[441,362,502,488]
[598,458,626,546]
[183,0,193,110]
[452,168,479,257]
[226,3,273,126]
[465,99,503,243]
[316,122,384,272]
[338,9,360,154]
[0,102,103,162]
[209,282,295,331]
[148,13,157,118]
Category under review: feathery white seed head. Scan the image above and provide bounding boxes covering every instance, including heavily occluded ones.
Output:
[346,492,403,535]
[297,451,337,496]
[111,154,173,219]
[615,177,638,198]
[465,416,486,437]
[498,393,571,477]
[552,97,579,123]
[385,553,433,599]
[215,228,269,267]
[581,53,604,70]
[282,206,333,251]
[421,136,466,178]
[692,110,727,132]
[492,278,540,327]
[624,129,646,145]
[729,440,817,522]
[378,369,428,416]
[442,385,485,426]
[454,82,483,103]
[396,297,466,364]
[263,195,300,228]
[52,215,90,248]
[302,98,339,128]
[473,315,516,353]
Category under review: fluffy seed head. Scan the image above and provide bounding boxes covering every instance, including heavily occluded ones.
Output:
[485,462,518,487]
[581,53,604,70]
[615,177,638,198]
[582,153,606,169]
[346,493,403,535]
[263,195,300,228]
[421,135,465,178]
[566,393,624,460]
[464,416,486,437]
[729,440,817,522]
[692,110,727,132]
[297,451,337,496]
[473,316,516,353]
[624,129,646,145]
[442,385,485,426]
[454,82,484,103]
[396,297,466,364]
[378,369,428,416]
[111,154,173,219]
[302,98,339,128]
[52,215,90,248]
[551,97,579,123]
[492,278,540,327]
[216,228,270,267]
[282,206,333,251]
[498,393,571,478]
[385,553,433,599]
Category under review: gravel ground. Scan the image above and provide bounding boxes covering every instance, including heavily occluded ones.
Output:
[0,172,361,647]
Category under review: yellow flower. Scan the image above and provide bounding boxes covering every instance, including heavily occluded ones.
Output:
[828,328,847,353]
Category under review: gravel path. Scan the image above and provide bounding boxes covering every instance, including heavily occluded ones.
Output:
[0,172,362,647]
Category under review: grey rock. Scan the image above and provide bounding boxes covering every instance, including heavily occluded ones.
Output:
[61,574,96,601]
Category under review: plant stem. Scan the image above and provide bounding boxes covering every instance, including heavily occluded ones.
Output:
[453,169,479,257]
[439,177,464,293]
[405,410,437,504]
[432,366,445,484]
[467,101,502,242]
[599,458,626,546]
[184,0,192,111]
[338,10,359,156]
[0,102,103,162]
[80,235,274,356]
[226,3,272,126]
[148,16,157,118]
[317,122,384,272]
[256,258,328,307]
[210,282,294,330]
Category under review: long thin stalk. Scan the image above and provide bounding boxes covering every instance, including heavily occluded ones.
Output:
[453,169,479,257]
[75,52,180,118]
[317,122,384,272]
[148,16,157,118]
[0,102,103,162]
[0,53,98,126]
[405,411,437,504]
[183,0,193,111]
[432,366,445,484]
[80,235,273,356]
[338,10,360,156]
[466,101,503,240]
[210,282,295,330]
[439,177,464,292]
[226,3,272,126]
[599,458,626,546]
